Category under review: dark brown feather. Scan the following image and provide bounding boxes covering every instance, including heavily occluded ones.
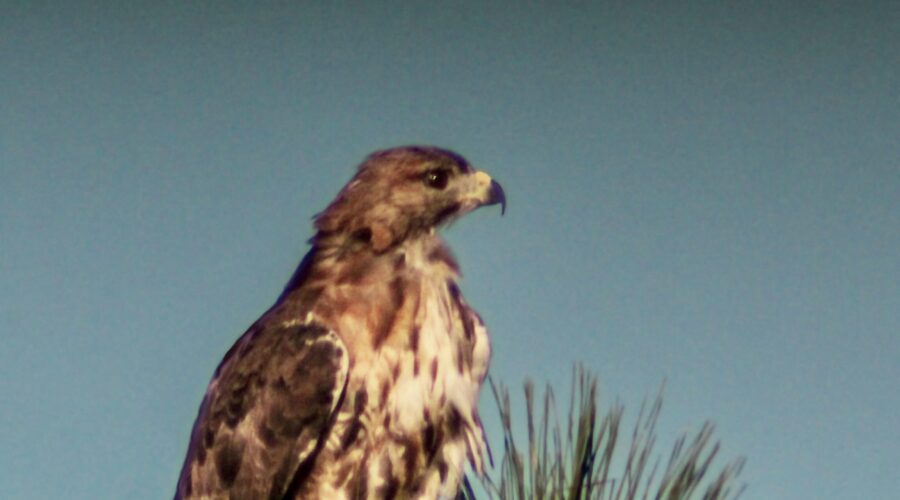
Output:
[175,322,347,499]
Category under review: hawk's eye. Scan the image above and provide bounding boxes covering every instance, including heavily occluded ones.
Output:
[423,169,450,190]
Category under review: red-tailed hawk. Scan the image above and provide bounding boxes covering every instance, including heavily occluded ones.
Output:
[175,146,505,499]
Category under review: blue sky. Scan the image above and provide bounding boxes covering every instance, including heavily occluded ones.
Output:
[1,1,897,498]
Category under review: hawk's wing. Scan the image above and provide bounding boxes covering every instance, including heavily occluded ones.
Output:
[175,320,349,499]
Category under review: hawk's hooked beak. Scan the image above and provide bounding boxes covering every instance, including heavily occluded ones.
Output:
[472,171,507,216]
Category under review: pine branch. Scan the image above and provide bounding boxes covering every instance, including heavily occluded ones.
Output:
[473,365,745,500]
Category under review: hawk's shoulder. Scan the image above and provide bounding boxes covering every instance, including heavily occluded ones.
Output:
[176,319,349,499]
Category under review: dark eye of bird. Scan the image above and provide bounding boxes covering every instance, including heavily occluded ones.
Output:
[423,169,450,190]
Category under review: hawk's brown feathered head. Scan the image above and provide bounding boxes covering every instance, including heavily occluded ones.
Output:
[314,146,505,252]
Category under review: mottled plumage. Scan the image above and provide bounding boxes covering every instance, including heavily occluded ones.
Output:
[175,146,505,499]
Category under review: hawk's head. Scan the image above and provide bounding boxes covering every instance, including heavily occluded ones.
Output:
[314,146,505,251]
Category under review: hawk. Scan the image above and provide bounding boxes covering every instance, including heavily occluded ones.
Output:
[175,146,505,499]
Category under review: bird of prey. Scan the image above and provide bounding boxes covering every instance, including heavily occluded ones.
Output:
[175,146,505,499]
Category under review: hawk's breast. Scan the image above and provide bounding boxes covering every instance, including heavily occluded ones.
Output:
[304,236,490,499]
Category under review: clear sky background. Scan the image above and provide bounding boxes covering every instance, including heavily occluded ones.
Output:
[2,1,898,498]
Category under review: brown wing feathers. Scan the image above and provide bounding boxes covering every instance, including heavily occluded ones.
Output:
[175,322,348,499]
